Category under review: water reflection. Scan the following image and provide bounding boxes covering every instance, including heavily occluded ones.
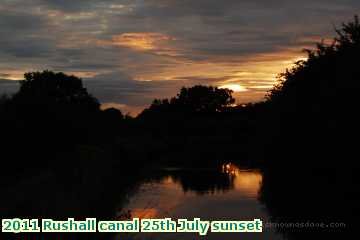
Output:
[170,168,234,195]
[114,163,285,240]
[222,163,262,198]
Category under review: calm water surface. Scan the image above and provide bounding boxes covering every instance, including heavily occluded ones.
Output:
[114,163,286,240]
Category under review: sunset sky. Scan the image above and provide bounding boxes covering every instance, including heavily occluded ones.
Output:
[0,0,359,115]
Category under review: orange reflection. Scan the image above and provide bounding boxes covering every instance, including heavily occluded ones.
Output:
[222,163,262,197]
[130,208,158,219]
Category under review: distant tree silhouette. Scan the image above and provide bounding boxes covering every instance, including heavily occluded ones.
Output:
[102,107,124,131]
[103,107,124,119]
[174,85,235,112]
[141,85,235,117]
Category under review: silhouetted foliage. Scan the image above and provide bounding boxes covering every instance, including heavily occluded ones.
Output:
[140,85,234,118]
[173,85,235,112]
[259,16,360,239]
[103,107,124,120]
[264,15,360,168]
[0,71,132,235]
[268,15,360,107]
[0,71,126,179]
[15,70,99,111]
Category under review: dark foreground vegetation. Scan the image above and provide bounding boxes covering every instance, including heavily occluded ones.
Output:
[259,16,360,239]
[1,16,360,239]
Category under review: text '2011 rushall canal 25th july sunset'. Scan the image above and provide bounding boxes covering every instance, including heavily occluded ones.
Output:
[2,218,263,235]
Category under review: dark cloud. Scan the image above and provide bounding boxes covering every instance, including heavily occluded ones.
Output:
[85,71,179,106]
[38,0,97,11]
[0,6,55,58]
[0,0,360,114]
[37,0,111,12]
[0,39,54,58]
[0,11,45,31]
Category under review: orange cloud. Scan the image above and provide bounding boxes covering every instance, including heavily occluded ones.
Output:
[102,32,176,51]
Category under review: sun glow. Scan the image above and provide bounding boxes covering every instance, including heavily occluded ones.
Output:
[219,84,247,92]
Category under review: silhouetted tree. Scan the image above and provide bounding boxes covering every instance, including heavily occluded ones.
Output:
[15,70,99,111]
[265,16,360,165]
[268,15,360,106]
[259,16,360,239]
[140,85,235,118]
[101,107,124,132]
[173,85,235,112]
[0,71,106,178]
[103,107,124,119]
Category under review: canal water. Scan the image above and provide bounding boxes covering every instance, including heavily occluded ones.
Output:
[113,163,286,240]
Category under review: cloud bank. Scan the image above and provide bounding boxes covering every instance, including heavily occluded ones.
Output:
[0,0,359,115]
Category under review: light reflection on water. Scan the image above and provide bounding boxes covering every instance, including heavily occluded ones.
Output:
[114,163,285,240]
[222,163,262,198]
